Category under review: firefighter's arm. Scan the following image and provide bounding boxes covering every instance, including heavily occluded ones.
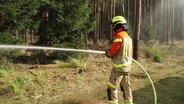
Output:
[105,38,122,58]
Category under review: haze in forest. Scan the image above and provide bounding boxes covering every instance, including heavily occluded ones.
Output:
[142,0,184,42]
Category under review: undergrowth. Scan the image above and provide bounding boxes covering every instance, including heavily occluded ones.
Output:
[7,76,32,95]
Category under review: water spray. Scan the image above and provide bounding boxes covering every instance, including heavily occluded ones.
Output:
[0,45,157,104]
[0,45,105,54]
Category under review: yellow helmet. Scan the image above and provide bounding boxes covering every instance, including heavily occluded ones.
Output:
[111,16,127,24]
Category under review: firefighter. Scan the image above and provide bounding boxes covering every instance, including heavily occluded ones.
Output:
[105,16,133,104]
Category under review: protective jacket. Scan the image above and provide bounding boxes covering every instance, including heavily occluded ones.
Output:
[107,28,133,70]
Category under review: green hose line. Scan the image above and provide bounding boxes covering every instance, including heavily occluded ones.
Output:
[132,59,157,104]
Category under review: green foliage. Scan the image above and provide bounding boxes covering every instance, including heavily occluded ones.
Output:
[7,77,32,94]
[0,0,18,30]
[68,57,87,69]
[37,1,94,48]
[0,0,94,61]
[153,54,162,63]
[143,46,165,62]
[0,32,22,44]
[0,0,38,31]
[0,1,95,60]
[0,33,22,59]
[0,0,40,31]
[35,0,94,59]
[0,57,14,71]
[0,69,7,77]
[16,0,40,30]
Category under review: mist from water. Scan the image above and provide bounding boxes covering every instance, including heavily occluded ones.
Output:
[150,0,184,39]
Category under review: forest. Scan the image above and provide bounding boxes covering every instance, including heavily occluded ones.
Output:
[1,0,184,50]
[0,0,184,104]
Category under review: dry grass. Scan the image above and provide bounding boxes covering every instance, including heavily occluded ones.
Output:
[0,41,184,104]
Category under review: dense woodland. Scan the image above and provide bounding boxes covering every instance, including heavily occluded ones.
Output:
[0,0,184,58]
[0,1,184,104]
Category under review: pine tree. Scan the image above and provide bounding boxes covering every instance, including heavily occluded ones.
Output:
[37,0,94,49]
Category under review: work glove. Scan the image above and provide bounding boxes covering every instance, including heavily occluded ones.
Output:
[105,50,111,58]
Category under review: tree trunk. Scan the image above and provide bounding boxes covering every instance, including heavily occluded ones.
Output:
[127,0,129,23]
[171,0,174,43]
[160,0,164,43]
[109,0,113,39]
[93,0,97,46]
[133,0,137,33]
[149,0,153,26]
[15,30,19,39]
[113,0,116,16]
[85,17,89,46]
[164,0,169,45]
[133,0,141,60]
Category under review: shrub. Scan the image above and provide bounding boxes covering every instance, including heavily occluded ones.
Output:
[153,54,162,63]
[68,57,87,69]
[143,46,164,63]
